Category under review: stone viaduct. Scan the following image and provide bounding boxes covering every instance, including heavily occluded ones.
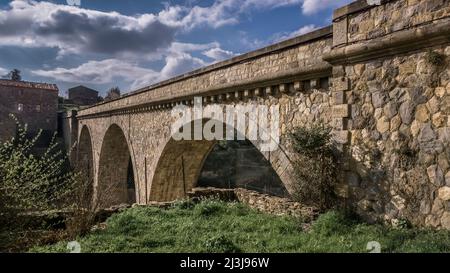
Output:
[68,0,450,228]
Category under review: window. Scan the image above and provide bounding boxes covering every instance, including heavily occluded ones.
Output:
[36,105,41,112]
[17,103,23,112]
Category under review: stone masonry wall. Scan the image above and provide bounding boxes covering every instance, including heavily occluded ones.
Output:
[187,187,318,220]
[328,0,450,228]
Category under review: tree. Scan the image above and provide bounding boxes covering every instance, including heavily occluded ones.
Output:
[7,69,22,81]
[0,115,77,219]
[104,86,121,101]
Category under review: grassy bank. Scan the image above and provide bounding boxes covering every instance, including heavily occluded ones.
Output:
[30,200,450,253]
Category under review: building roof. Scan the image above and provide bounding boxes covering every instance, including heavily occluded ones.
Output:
[0,79,58,92]
[68,85,99,94]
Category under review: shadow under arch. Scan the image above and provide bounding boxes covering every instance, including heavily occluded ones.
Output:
[78,125,94,179]
[77,125,94,205]
[97,124,136,207]
[149,118,290,202]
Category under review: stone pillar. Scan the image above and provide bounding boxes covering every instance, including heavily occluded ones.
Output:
[330,8,352,199]
[61,109,78,165]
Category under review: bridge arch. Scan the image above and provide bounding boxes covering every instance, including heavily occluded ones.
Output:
[149,118,292,202]
[77,125,94,205]
[97,124,137,207]
[77,125,94,179]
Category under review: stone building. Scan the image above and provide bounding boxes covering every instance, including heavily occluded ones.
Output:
[67,85,102,106]
[0,79,58,144]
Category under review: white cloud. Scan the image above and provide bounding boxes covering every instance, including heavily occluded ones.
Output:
[30,53,208,91]
[0,0,176,57]
[237,31,267,50]
[273,24,318,42]
[160,52,207,79]
[32,59,158,86]
[169,42,220,53]
[1,0,342,93]
[290,24,318,36]
[302,0,353,15]
[0,67,8,77]
[157,0,335,31]
[0,0,340,58]
[203,48,237,62]
[160,2,239,30]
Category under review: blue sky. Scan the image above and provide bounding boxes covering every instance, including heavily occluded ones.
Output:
[0,0,352,97]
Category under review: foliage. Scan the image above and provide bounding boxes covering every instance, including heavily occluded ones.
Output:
[0,115,79,251]
[105,86,121,101]
[30,202,450,253]
[289,124,337,210]
[7,69,22,81]
[290,124,332,155]
[0,115,77,217]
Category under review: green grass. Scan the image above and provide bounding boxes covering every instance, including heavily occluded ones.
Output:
[30,200,450,253]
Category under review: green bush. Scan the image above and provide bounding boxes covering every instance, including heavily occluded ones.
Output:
[289,124,338,210]
[0,115,79,250]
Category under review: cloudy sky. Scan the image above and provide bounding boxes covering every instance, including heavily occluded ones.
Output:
[0,0,352,97]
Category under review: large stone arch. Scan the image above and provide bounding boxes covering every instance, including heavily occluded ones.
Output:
[97,124,137,207]
[149,118,294,202]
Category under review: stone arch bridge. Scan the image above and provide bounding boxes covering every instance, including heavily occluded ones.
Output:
[65,0,450,228]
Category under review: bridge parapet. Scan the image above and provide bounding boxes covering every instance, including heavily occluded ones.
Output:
[77,27,333,118]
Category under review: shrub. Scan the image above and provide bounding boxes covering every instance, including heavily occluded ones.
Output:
[289,124,338,210]
[0,115,78,229]
[0,115,83,251]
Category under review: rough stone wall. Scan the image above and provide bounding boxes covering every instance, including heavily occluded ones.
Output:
[328,0,450,228]
[346,0,450,44]
[187,187,318,219]
[343,46,450,228]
